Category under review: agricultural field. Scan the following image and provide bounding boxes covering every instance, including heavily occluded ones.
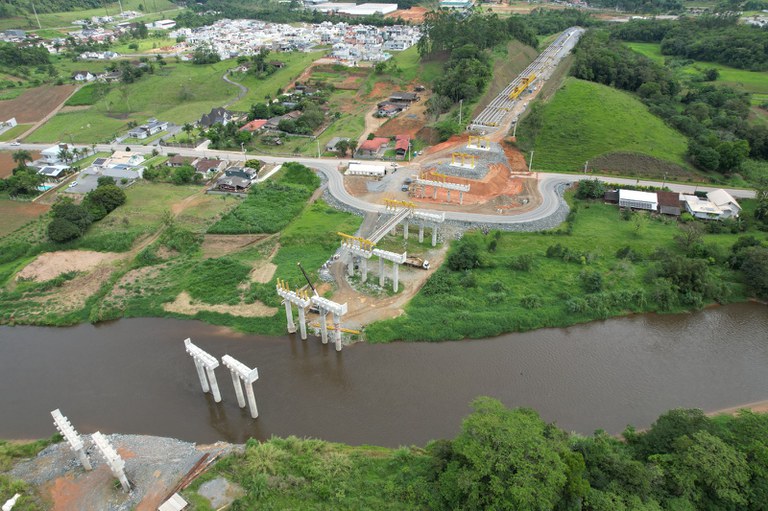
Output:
[0,85,77,124]
[516,77,691,177]
[0,0,179,31]
[27,61,240,143]
[0,150,41,179]
[366,194,765,342]
[0,200,50,238]
[0,124,31,142]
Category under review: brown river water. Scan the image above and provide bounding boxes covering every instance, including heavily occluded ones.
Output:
[0,302,766,447]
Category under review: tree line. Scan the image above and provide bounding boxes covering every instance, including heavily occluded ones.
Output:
[0,43,50,68]
[571,30,767,174]
[588,0,683,13]
[612,15,768,71]
[0,0,102,17]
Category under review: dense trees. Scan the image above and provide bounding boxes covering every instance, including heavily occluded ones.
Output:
[613,15,768,71]
[589,0,683,13]
[432,44,492,103]
[192,45,221,65]
[0,0,101,17]
[0,43,50,68]
[46,181,126,243]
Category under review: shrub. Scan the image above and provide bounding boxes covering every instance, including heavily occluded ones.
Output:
[509,253,534,271]
[575,179,606,199]
[447,239,480,271]
[520,294,542,309]
[580,269,603,293]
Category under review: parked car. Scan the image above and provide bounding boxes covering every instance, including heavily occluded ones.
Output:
[68,181,78,188]
[10,140,20,146]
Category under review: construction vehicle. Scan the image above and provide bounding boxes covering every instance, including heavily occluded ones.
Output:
[297,262,321,313]
[404,256,430,270]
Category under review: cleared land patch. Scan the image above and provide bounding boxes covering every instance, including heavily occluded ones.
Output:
[15,250,123,282]
[517,77,690,174]
[163,291,277,318]
[0,85,77,124]
[0,199,49,238]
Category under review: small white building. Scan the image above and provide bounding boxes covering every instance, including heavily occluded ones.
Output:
[146,19,177,30]
[346,162,387,177]
[3,117,17,128]
[40,144,69,164]
[706,189,741,219]
[618,189,658,211]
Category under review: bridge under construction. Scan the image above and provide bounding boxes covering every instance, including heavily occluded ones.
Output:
[469,26,584,131]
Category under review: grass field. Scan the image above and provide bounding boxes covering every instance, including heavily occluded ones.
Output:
[0,200,50,238]
[0,0,178,30]
[110,37,177,54]
[516,77,690,174]
[28,61,240,143]
[471,40,539,118]
[0,124,30,142]
[366,195,764,342]
[227,52,323,112]
[625,42,768,98]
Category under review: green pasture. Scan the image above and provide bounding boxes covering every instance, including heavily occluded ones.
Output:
[226,51,323,111]
[517,77,689,173]
[29,61,240,143]
[0,125,30,142]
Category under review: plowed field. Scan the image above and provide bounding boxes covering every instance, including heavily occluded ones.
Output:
[0,85,77,123]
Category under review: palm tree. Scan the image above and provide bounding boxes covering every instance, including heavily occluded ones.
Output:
[71,148,82,162]
[182,123,194,142]
[12,150,32,168]
[58,147,72,163]
[91,143,97,156]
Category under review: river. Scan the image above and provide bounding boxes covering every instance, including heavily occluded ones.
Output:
[0,302,766,447]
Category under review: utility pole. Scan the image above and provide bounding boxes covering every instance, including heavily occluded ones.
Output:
[117,0,124,14]
[316,139,320,158]
[458,99,463,126]
[584,161,588,174]
[528,151,534,173]
[31,2,42,29]
[512,120,518,138]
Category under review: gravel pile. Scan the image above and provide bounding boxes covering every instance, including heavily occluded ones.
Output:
[430,143,508,180]
[10,434,239,511]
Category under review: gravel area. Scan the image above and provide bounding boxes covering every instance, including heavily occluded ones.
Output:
[430,142,508,180]
[9,435,240,511]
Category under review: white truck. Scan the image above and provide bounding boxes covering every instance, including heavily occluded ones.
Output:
[404,256,430,270]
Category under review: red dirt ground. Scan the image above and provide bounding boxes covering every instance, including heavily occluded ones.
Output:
[387,6,428,22]
[414,164,524,206]
[0,150,41,178]
[0,85,77,123]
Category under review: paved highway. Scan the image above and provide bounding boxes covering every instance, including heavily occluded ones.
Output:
[3,142,755,227]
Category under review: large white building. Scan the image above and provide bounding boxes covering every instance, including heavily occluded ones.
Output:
[618,189,658,211]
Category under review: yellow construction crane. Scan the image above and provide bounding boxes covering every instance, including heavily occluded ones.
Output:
[337,232,375,251]
[310,323,361,335]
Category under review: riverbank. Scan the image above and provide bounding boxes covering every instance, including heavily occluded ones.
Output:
[6,398,768,510]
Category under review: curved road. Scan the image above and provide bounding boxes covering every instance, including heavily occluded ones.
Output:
[3,142,756,227]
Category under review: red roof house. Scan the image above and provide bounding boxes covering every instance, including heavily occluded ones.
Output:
[239,119,267,132]
[358,137,389,157]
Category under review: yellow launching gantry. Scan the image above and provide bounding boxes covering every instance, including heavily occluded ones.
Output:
[310,322,361,335]
[509,74,536,100]
[450,153,476,168]
[337,232,375,251]
[384,198,416,210]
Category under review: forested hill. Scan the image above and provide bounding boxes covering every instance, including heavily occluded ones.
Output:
[612,15,768,71]
[0,0,104,17]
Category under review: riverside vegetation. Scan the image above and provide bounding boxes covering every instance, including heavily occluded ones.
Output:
[181,398,768,510]
[366,182,768,342]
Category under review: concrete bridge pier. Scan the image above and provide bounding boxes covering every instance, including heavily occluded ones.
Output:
[432,225,438,247]
[297,306,307,340]
[446,190,451,203]
[333,312,343,352]
[230,370,246,408]
[379,258,385,287]
[403,222,409,240]
[320,310,329,344]
[392,262,400,292]
[459,191,464,205]
[418,225,424,243]
[361,258,368,282]
[284,300,296,333]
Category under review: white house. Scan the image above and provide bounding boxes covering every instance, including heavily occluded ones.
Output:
[72,70,95,82]
[3,117,17,128]
[40,144,70,164]
[618,189,658,211]
[127,119,169,139]
[706,189,741,219]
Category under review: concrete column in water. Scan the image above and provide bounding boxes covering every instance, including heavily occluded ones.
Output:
[320,310,329,344]
[418,224,424,243]
[230,370,246,408]
[379,257,385,287]
[284,300,296,333]
[244,380,259,418]
[194,359,210,393]
[205,366,222,402]
[297,306,307,340]
[333,312,343,352]
[361,257,368,282]
[392,262,399,292]
[403,222,409,240]
[432,225,438,247]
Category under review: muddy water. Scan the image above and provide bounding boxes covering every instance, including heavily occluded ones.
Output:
[1,303,766,447]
